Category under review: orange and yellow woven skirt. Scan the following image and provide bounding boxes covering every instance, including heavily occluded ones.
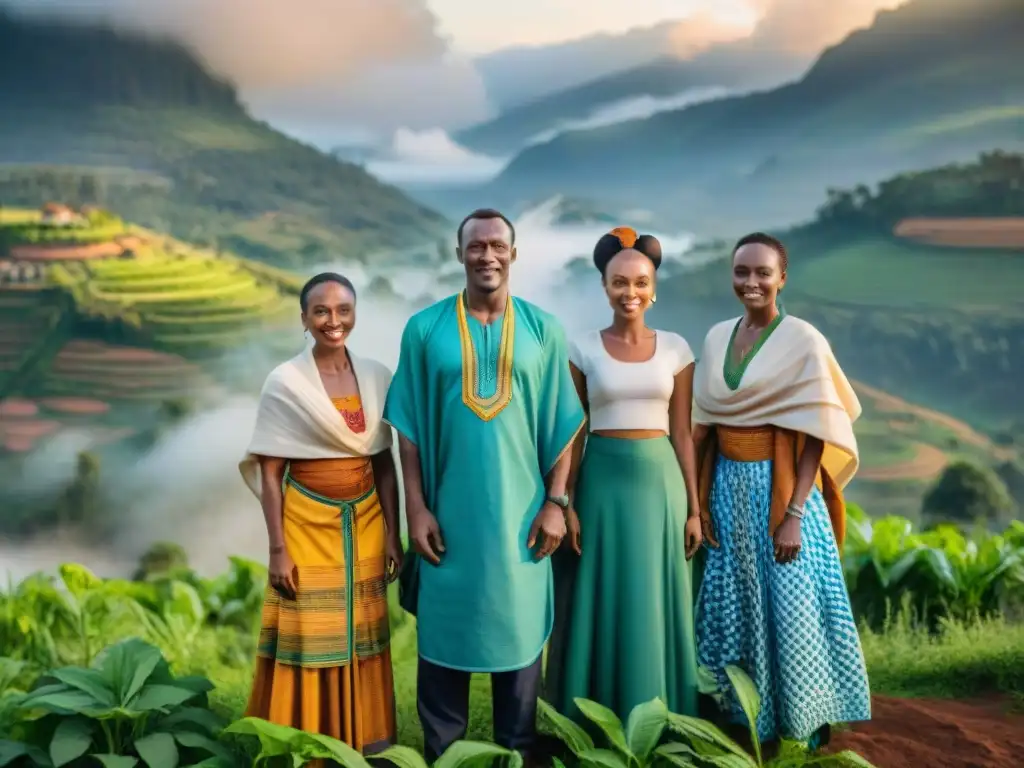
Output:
[244,454,396,755]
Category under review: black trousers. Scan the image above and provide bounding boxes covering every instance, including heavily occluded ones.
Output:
[417,654,543,762]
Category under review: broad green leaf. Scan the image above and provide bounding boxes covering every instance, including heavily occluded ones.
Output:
[656,742,751,768]
[93,756,140,768]
[172,732,233,762]
[172,677,215,695]
[368,745,429,768]
[0,740,35,768]
[17,688,101,714]
[576,748,629,768]
[551,760,567,768]
[158,707,226,735]
[59,564,103,596]
[135,733,179,768]
[922,549,959,593]
[50,668,117,708]
[433,740,518,768]
[297,732,373,767]
[537,699,594,755]
[50,717,94,767]
[624,698,667,762]
[222,717,295,757]
[132,685,200,712]
[696,666,721,697]
[574,699,630,757]
[95,639,164,703]
[723,666,761,765]
[665,714,751,761]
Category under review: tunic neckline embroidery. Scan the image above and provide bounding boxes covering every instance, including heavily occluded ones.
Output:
[456,290,515,421]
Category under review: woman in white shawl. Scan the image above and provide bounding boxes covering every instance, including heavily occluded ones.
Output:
[692,233,870,753]
[238,272,402,756]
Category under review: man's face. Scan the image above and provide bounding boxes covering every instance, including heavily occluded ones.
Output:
[458,216,516,293]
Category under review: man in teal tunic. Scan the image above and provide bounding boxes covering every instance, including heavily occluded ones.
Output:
[383,208,585,762]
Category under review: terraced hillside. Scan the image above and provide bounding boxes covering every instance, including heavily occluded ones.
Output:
[0,206,295,457]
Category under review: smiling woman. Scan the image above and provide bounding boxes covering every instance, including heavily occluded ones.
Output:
[236,272,404,759]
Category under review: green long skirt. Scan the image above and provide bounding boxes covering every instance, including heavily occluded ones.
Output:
[546,434,699,723]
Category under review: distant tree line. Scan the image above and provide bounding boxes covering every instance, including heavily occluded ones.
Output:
[0,9,242,112]
[813,150,1024,232]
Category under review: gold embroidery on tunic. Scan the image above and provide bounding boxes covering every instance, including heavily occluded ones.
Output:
[456,291,515,421]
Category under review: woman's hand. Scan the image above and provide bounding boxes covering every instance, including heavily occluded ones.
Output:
[684,515,703,560]
[565,508,582,555]
[269,548,297,600]
[385,532,404,583]
[774,515,803,565]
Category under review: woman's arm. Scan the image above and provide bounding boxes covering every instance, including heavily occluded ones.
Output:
[791,436,825,511]
[259,455,287,550]
[371,448,401,540]
[258,455,296,598]
[668,363,701,515]
[566,362,588,503]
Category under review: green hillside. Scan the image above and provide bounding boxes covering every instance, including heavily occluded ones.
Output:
[456,46,805,156]
[0,206,300,455]
[657,151,1024,429]
[0,10,447,267]
[490,0,1024,232]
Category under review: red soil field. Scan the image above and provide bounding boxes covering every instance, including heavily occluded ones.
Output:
[0,398,38,417]
[894,217,1024,248]
[55,340,192,366]
[829,695,1024,768]
[1,419,61,438]
[9,241,127,261]
[38,397,111,415]
[2,435,36,452]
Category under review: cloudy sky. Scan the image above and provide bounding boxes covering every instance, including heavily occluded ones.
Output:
[11,0,906,146]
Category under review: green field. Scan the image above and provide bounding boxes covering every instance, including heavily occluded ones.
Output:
[789,237,1024,310]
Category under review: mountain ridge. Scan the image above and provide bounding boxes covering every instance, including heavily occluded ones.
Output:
[487,0,1024,233]
[0,9,447,266]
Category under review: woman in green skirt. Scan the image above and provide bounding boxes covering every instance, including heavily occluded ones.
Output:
[545,227,703,723]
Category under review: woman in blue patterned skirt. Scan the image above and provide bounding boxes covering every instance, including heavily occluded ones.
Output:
[691,232,871,750]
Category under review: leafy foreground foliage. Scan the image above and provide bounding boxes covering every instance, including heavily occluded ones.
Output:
[843,506,1024,630]
[537,667,875,768]
[4,509,1023,767]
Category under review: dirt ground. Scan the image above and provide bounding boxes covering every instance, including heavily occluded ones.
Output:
[829,695,1024,768]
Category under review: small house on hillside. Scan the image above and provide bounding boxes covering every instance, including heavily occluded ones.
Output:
[40,203,82,226]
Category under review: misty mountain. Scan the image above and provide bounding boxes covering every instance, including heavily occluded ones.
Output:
[486,0,1024,235]
[0,9,446,264]
[458,42,808,156]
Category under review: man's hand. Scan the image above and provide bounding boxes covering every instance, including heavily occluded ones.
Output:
[385,532,404,582]
[408,504,445,565]
[684,515,702,560]
[565,508,582,555]
[528,501,566,560]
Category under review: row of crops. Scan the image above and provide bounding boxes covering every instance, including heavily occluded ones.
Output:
[0,290,67,394]
[50,246,294,356]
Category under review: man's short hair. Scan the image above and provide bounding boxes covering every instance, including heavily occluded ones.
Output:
[457,208,516,248]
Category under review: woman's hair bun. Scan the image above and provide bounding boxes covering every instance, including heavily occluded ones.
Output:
[593,227,662,274]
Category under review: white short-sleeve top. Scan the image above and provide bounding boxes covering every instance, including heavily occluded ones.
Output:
[568,329,695,432]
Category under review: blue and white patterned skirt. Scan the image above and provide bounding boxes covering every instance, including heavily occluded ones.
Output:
[695,456,871,742]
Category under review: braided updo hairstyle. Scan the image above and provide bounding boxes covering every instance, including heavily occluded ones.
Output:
[732,232,788,273]
[593,226,663,276]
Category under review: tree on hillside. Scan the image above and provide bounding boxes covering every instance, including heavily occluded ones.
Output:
[55,451,101,527]
[922,459,1014,526]
[133,541,190,581]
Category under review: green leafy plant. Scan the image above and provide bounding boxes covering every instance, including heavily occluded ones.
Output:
[538,665,877,767]
[0,638,233,768]
[223,717,521,767]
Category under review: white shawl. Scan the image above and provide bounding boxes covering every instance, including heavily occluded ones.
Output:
[693,315,861,488]
[238,346,393,498]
